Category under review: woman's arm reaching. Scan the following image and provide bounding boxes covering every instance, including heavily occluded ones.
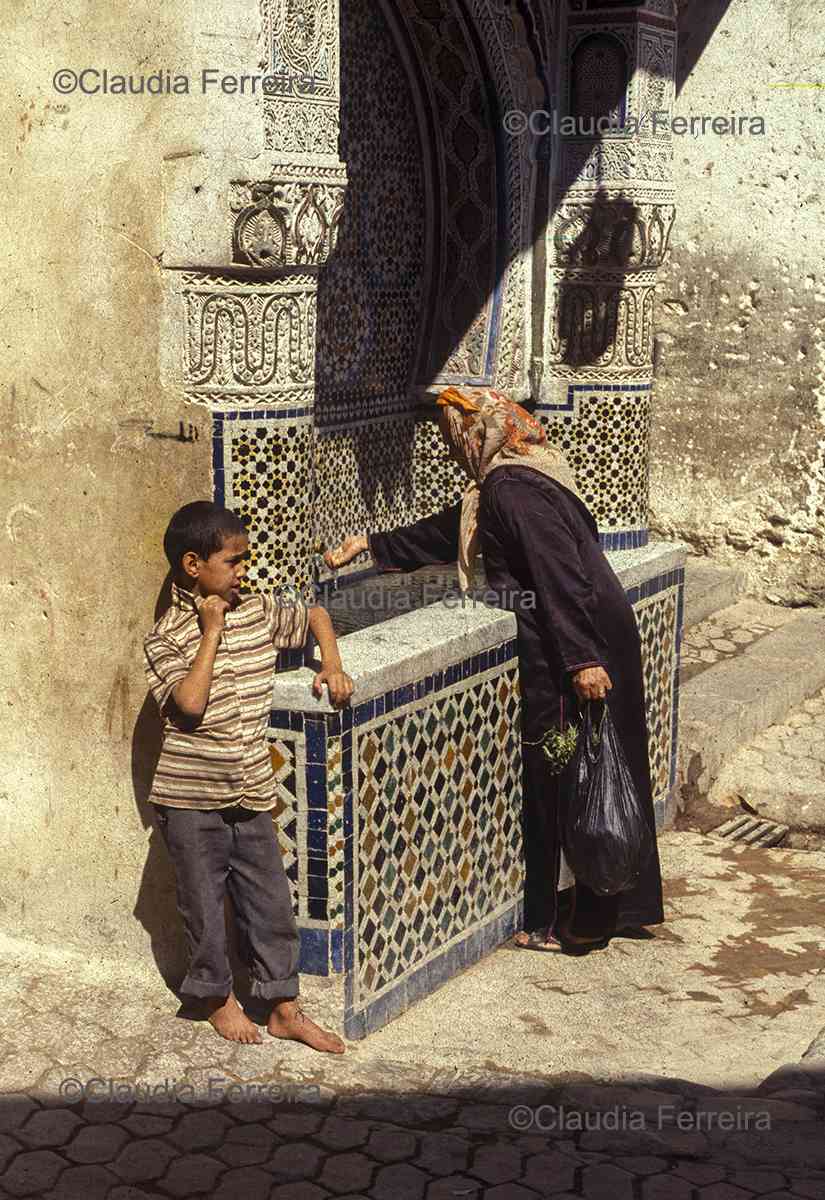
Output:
[324,502,463,574]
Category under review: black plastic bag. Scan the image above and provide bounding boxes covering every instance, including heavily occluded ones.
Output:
[563,702,655,896]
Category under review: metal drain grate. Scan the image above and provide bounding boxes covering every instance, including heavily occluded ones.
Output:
[711,814,789,847]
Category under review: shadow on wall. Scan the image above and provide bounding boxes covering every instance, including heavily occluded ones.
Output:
[131,571,188,990]
[129,571,268,1003]
[675,0,735,94]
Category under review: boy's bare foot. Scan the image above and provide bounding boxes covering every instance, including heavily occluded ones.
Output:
[267,998,345,1054]
[204,993,263,1044]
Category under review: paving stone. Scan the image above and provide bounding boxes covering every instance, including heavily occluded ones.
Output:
[642,1173,694,1199]
[455,1104,514,1133]
[470,1143,524,1185]
[117,1114,175,1138]
[221,1099,275,1123]
[337,1096,457,1127]
[581,1128,710,1157]
[318,1151,375,1194]
[521,1150,577,1194]
[211,1165,273,1200]
[168,1108,233,1152]
[581,1162,635,1200]
[755,1192,798,1199]
[18,1108,81,1149]
[111,1138,177,1183]
[0,1101,37,1135]
[65,1121,128,1164]
[790,1184,825,1199]
[215,1121,277,1166]
[417,1132,472,1176]
[159,1153,225,1196]
[371,1162,431,1199]
[267,1141,324,1181]
[81,1099,135,1125]
[425,1177,481,1200]
[316,1117,371,1151]
[268,1112,324,1138]
[269,1185,332,1200]
[695,1184,753,1199]
[366,1128,417,1163]
[3,1149,66,1196]
[617,1156,669,1176]
[721,1127,825,1171]
[0,1135,21,1171]
[485,1185,541,1199]
[48,1163,119,1199]
[109,1188,167,1200]
[729,1170,789,1192]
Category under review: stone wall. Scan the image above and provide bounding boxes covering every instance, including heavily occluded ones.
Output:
[650,0,825,605]
[0,1,268,961]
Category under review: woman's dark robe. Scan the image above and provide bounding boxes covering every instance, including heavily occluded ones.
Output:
[370,464,664,937]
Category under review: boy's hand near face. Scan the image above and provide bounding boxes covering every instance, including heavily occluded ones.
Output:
[199,595,230,634]
[307,605,354,709]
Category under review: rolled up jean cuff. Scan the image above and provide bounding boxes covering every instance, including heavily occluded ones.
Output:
[179,972,234,999]
[250,977,300,1000]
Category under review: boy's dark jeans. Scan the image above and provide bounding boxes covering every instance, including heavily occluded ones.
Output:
[155,804,300,1000]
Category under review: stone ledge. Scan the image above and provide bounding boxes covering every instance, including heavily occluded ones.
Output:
[678,610,825,808]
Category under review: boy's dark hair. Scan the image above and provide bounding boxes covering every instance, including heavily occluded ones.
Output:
[163,501,248,571]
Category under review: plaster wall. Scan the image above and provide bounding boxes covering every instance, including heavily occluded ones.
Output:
[0,1,268,961]
[650,0,825,604]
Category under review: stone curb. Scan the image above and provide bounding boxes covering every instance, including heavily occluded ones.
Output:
[678,610,825,809]
[683,561,748,631]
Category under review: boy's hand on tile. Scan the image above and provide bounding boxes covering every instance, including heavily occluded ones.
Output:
[312,668,354,708]
[200,596,230,635]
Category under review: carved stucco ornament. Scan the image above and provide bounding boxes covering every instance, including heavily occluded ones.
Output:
[232,180,345,268]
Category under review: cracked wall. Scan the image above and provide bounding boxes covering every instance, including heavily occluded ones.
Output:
[650,0,825,605]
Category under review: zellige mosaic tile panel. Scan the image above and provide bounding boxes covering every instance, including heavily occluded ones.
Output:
[352,664,523,1008]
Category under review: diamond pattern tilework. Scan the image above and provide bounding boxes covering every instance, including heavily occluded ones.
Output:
[267,732,306,918]
[354,666,523,1005]
[222,415,315,601]
[635,586,678,805]
[314,420,416,582]
[541,389,650,533]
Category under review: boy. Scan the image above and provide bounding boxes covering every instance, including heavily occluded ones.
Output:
[144,501,352,1053]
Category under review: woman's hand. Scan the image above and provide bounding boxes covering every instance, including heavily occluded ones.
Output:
[572,666,613,702]
[323,535,369,570]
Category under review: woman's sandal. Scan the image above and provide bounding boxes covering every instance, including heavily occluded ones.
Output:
[558,933,611,956]
[513,929,565,953]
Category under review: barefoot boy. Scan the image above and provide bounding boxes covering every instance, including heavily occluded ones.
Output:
[144,501,352,1052]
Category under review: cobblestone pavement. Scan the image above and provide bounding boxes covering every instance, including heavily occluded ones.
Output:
[4,830,825,1198]
[680,600,795,685]
[3,1065,825,1199]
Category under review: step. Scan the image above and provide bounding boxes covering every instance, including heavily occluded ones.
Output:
[682,558,748,630]
[708,687,825,837]
[676,608,825,824]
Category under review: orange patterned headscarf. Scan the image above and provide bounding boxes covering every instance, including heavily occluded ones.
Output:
[436,386,583,591]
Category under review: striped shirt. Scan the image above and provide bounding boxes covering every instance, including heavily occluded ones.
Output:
[143,581,309,810]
